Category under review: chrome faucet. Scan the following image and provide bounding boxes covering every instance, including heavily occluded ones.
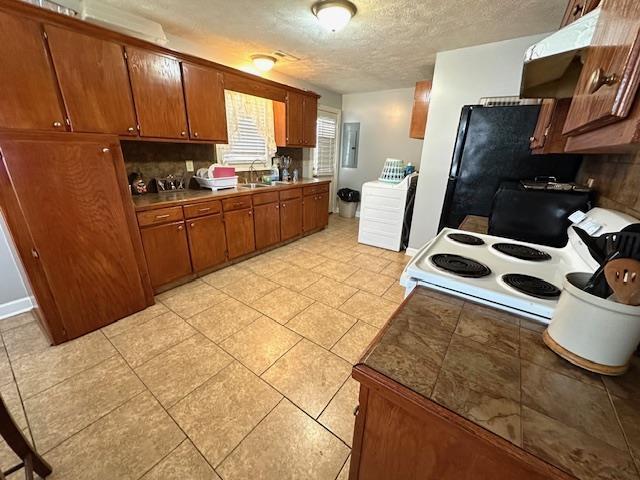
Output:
[249,159,261,184]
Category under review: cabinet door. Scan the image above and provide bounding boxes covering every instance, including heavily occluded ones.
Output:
[187,214,227,272]
[303,195,317,233]
[0,11,66,131]
[224,208,256,259]
[280,197,303,241]
[141,221,192,288]
[303,95,318,147]
[0,135,148,340]
[126,47,188,139]
[560,0,600,27]
[45,26,138,136]
[254,202,281,250]
[529,100,556,150]
[286,91,305,146]
[317,192,330,229]
[182,63,228,142]
[563,0,640,135]
[409,80,432,139]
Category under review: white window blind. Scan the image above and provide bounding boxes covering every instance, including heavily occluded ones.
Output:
[223,115,268,165]
[313,111,338,177]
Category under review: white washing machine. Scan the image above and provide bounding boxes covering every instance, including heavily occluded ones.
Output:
[358,173,417,251]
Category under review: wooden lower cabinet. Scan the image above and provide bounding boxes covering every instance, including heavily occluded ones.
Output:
[350,368,568,480]
[254,202,281,250]
[224,208,256,259]
[303,192,330,233]
[140,221,192,289]
[187,214,227,272]
[280,197,303,241]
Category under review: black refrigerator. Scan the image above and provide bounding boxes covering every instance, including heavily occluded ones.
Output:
[438,105,583,230]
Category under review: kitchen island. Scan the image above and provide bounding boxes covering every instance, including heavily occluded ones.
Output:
[350,286,640,480]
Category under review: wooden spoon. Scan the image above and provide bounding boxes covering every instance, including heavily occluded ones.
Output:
[604,258,640,306]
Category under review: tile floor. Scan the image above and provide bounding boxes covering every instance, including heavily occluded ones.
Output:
[0,215,410,480]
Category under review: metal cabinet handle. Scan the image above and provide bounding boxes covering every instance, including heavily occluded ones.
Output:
[353,405,360,416]
[190,223,195,227]
[177,225,184,230]
[282,203,286,208]
[276,205,280,209]
[52,121,62,128]
[128,127,135,133]
[155,214,170,219]
[102,147,110,153]
[180,131,187,136]
[198,207,211,212]
[588,68,618,94]
[194,132,199,137]
[248,210,253,216]
[572,3,584,17]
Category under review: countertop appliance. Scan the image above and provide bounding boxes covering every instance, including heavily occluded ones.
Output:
[358,173,418,251]
[402,207,638,324]
[439,105,582,231]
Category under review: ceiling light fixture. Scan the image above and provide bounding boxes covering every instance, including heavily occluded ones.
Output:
[311,0,357,32]
[251,54,277,72]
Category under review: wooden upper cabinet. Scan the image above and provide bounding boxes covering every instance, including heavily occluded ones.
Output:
[563,0,640,135]
[409,80,432,139]
[0,11,66,131]
[182,63,228,142]
[126,47,188,139]
[302,95,318,147]
[560,0,601,27]
[286,91,305,146]
[530,99,572,154]
[45,25,138,136]
[530,100,556,150]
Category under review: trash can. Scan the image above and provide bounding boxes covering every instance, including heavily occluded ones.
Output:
[337,188,360,218]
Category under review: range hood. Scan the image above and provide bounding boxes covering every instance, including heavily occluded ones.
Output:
[520,7,601,99]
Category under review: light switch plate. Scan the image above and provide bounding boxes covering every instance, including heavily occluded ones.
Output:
[185,160,194,172]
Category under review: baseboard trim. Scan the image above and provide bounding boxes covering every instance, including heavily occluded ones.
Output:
[0,297,33,320]
[405,247,419,257]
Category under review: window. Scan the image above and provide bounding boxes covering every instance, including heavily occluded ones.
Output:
[313,110,338,177]
[216,91,277,170]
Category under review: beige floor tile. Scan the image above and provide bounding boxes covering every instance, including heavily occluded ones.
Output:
[289,250,327,269]
[102,303,168,339]
[243,255,289,277]
[170,362,281,467]
[1,380,28,431]
[2,321,50,361]
[218,399,349,480]
[319,377,360,446]
[141,440,220,480]
[220,317,301,375]
[383,283,406,304]
[221,273,279,303]
[340,291,399,328]
[380,261,406,279]
[262,339,351,418]
[46,392,184,480]
[337,456,350,480]
[136,334,232,408]
[312,259,360,282]
[187,298,262,343]
[12,331,115,399]
[0,311,35,333]
[201,265,249,289]
[156,279,205,302]
[344,270,395,296]
[110,312,195,368]
[351,243,385,256]
[25,356,145,452]
[161,282,229,319]
[301,276,358,309]
[287,303,356,349]
[252,287,314,324]
[0,346,12,387]
[380,249,411,264]
[270,265,323,292]
[349,253,391,273]
[331,321,379,364]
[320,248,358,263]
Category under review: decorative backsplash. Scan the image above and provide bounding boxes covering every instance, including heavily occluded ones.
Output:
[577,152,640,218]
[122,141,305,191]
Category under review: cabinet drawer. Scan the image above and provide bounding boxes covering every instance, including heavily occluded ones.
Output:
[303,183,329,196]
[137,206,184,227]
[222,195,252,211]
[280,188,302,200]
[183,200,222,219]
[252,191,279,206]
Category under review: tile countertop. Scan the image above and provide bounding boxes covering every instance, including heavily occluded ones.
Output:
[131,178,331,212]
[358,286,640,480]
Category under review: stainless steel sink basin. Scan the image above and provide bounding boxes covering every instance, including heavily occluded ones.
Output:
[238,183,271,189]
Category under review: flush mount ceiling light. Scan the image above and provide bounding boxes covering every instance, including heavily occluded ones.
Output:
[251,54,277,72]
[311,0,357,32]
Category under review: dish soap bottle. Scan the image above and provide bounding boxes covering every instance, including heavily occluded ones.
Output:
[271,161,280,183]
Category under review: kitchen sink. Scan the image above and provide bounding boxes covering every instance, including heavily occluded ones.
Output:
[238,183,271,189]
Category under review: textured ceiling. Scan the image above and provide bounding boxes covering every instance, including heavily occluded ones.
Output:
[97,0,567,94]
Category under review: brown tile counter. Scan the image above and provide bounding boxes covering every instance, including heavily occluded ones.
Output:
[352,286,640,480]
[131,178,331,212]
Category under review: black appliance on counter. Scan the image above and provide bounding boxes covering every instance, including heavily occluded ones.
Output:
[438,105,583,231]
[489,181,592,247]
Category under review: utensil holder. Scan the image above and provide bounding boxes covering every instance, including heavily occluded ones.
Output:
[544,272,640,375]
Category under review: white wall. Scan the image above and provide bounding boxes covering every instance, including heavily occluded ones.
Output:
[0,215,32,319]
[339,88,423,192]
[408,33,548,250]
